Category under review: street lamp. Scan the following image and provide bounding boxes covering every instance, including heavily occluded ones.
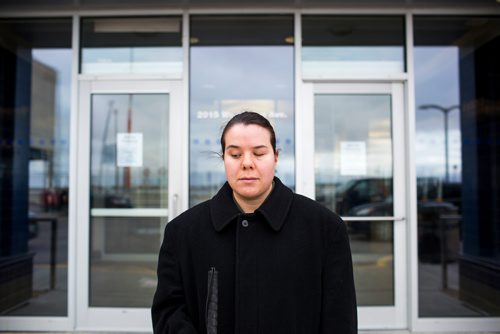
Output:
[419,104,460,183]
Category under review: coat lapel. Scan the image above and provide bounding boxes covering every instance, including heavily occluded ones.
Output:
[209,177,294,233]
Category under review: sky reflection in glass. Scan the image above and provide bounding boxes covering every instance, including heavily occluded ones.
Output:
[190,46,294,206]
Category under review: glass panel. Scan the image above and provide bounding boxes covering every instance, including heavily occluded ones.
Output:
[89,93,168,307]
[415,16,500,318]
[0,18,71,317]
[189,15,295,207]
[314,94,393,216]
[90,217,161,307]
[80,17,182,76]
[91,94,168,209]
[350,220,394,306]
[302,16,405,77]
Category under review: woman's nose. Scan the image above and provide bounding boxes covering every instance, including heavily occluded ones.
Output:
[242,154,254,168]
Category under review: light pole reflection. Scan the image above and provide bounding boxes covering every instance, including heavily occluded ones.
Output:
[419,104,460,183]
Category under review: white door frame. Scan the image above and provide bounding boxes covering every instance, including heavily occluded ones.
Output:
[75,78,185,331]
[298,81,408,330]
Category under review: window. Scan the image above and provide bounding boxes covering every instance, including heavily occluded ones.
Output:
[302,15,405,77]
[80,16,182,76]
[414,16,500,317]
[0,18,72,316]
[189,15,295,206]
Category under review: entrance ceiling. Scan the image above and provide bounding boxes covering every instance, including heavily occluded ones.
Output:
[0,0,498,11]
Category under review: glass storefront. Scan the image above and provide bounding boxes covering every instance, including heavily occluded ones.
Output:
[0,8,499,332]
[0,18,72,316]
[414,16,500,317]
[315,93,395,306]
[80,17,182,76]
[315,94,393,216]
[302,15,406,77]
[189,15,295,206]
[89,93,169,307]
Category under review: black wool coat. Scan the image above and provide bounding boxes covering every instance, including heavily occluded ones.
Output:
[151,177,357,334]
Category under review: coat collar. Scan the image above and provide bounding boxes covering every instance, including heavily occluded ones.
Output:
[209,177,294,233]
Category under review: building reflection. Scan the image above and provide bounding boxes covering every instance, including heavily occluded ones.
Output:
[415,16,500,317]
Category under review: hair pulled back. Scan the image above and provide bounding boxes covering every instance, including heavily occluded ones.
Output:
[220,111,277,157]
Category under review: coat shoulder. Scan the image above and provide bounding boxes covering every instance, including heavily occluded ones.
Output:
[291,193,340,217]
[291,193,344,229]
[167,200,211,232]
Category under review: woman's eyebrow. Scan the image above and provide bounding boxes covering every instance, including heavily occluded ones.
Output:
[226,145,268,149]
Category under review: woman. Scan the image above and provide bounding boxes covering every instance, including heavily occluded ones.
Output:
[152,112,357,333]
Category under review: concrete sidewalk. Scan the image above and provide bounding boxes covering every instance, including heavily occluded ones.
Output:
[2,331,499,334]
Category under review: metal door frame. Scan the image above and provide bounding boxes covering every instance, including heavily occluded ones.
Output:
[75,78,185,331]
[298,81,408,329]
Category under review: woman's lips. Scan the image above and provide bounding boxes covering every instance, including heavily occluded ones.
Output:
[239,177,258,181]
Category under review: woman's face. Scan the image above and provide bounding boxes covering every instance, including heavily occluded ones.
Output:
[223,123,278,206]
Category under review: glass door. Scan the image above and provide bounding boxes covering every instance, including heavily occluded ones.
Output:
[75,79,184,331]
[299,82,407,329]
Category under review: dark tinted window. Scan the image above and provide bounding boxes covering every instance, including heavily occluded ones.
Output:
[0,18,72,316]
[302,15,405,76]
[414,16,500,318]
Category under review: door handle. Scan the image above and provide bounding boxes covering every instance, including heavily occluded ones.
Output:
[172,193,179,218]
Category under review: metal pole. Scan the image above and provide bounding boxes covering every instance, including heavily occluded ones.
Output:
[418,104,459,183]
[444,109,450,183]
[439,217,448,290]
[50,218,57,290]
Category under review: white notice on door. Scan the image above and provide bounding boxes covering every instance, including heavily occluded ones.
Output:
[116,133,143,167]
[340,141,367,176]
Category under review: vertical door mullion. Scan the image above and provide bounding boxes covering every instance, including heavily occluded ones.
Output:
[75,79,92,330]
[392,82,408,327]
[306,82,407,330]
[298,82,315,198]
[75,79,182,332]
[166,81,184,238]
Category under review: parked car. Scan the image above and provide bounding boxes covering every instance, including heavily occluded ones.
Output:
[335,177,393,216]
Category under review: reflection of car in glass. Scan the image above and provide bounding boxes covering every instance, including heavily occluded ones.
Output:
[104,193,133,208]
[347,196,393,217]
[417,179,461,263]
[335,178,393,216]
[333,178,393,240]
[41,187,69,211]
[418,201,460,263]
[417,178,461,210]
[92,191,133,208]
[345,197,393,240]
[28,211,39,239]
[340,177,461,250]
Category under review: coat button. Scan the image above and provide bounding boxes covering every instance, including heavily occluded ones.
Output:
[241,220,249,227]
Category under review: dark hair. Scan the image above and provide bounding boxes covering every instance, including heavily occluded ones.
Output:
[220,111,277,157]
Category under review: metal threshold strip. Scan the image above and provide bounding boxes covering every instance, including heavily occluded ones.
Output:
[341,216,405,222]
[91,208,168,217]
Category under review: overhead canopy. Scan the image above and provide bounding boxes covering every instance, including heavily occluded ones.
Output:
[0,0,497,11]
